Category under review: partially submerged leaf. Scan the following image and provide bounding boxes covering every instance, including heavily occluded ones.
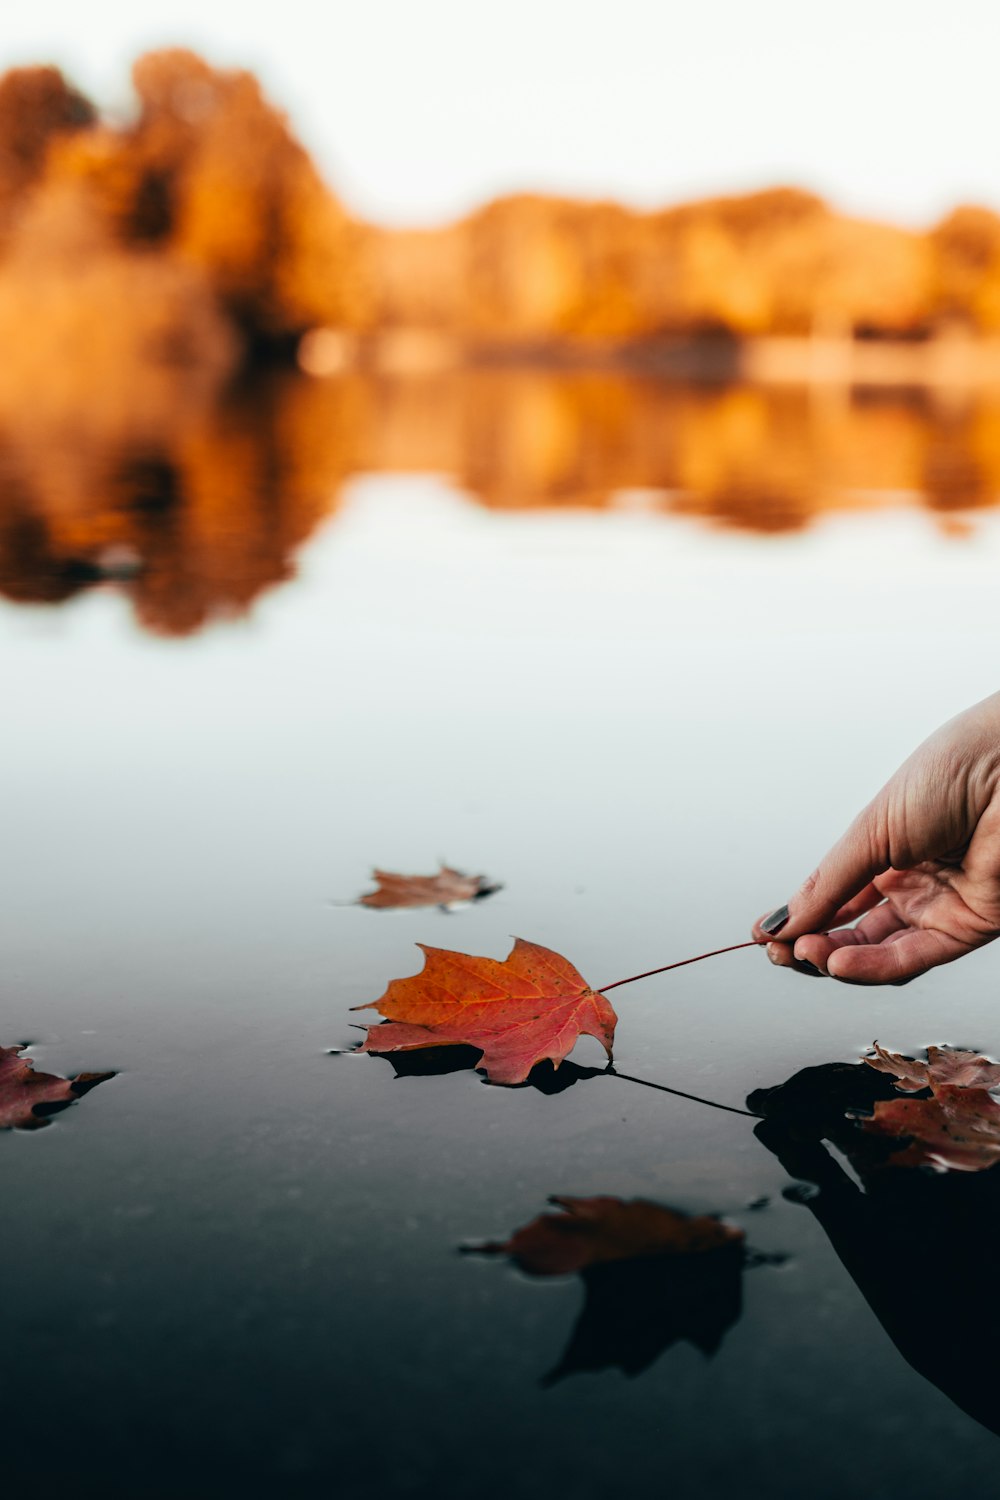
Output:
[472,1195,743,1276]
[0,1044,114,1131]
[866,1042,1000,1093]
[862,1087,1000,1173]
[358,865,501,911]
[353,937,616,1086]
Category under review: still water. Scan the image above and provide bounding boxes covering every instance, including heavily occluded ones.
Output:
[3,375,1000,1498]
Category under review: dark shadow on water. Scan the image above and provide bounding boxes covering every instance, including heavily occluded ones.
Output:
[751,1061,1000,1440]
[365,1046,760,1112]
[541,1241,745,1384]
[373,1046,604,1095]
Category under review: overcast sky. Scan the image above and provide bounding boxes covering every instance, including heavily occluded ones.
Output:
[3,0,997,227]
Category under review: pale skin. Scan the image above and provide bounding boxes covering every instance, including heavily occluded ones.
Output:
[753,691,1000,984]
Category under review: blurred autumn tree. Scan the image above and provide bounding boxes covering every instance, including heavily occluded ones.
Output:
[929,207,1000,333]
[1,50,1000,633]
[0,67,94,246]
[362,187,951,346]
[1,49,1000,361]
[0,48,369,376]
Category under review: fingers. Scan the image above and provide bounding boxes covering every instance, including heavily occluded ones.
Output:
[793,902,901,972]
[771,909,967,983]
[764,941,823,977]
[825,926,970,983]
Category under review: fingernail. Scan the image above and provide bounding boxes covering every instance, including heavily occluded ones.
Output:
[761,905,789,936]
[890,977,915,988]
[795,960,823,978]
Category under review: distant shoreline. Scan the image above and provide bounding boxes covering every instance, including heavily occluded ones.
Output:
[301,327,1000,389]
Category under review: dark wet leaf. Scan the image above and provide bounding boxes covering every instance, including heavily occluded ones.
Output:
[0,1043,113,1131]
[855,1043,1000,1173]
[861,1086,1000,1172]
[358,865,501,911]
[353,938,616,1086]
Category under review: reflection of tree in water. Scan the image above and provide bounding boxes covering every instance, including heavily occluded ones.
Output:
[0,373,357,634]
[4,372,1000,634]
[751,1062,1000,1440]
[924,401,1000,514]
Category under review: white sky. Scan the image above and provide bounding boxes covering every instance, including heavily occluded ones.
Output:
[2,0,998,227]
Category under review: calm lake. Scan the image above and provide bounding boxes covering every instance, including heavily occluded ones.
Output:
[3,372,1000,1499]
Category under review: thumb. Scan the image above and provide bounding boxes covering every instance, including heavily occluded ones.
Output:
[753,800,891,942]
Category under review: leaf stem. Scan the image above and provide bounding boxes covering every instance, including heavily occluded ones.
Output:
[598,940,767,994]
[607,1068,760,1118]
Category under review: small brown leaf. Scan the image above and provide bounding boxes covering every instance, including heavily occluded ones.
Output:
[353,937,617,1086]
[0,1044,114,1131]
[862,1086,1000,1173]
[865,1042,1000,1093]
[472,1195,744,1276]
[358,865,501,911]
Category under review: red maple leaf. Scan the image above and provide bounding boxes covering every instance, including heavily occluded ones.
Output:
[471,1195,744,1276]
[357,865,501,911]
[353,937,617,1086]
[0,1044,114,1131]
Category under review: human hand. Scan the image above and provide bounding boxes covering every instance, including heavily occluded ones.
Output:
[753,692,1000,983]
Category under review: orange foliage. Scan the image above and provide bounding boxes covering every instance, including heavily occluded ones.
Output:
[930,207,1000,334]
[0,66,94,243]
[1,51,1000,362]
[362,188,940,344]
[130,51,368,339]
[0,49,368,369]
[2,51,1000,637]
[0,372,357,632]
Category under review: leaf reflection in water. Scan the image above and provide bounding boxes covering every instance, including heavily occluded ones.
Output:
[465,1195,756,1384]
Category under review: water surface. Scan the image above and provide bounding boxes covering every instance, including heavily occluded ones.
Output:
[3,379,1000,1498]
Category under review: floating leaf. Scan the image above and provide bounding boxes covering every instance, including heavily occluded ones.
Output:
[0,1044,113,1131]
[358,865,501,911]
[353,937,616,1086]
[865,1042,1000,1093]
